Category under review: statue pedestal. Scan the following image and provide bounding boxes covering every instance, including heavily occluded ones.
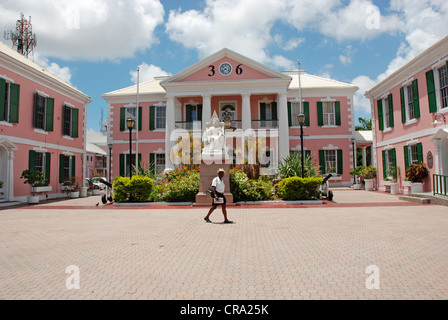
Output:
[194,158,234,206]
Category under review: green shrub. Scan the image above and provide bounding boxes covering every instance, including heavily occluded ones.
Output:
[112,176,153,203]
[278,153,321,179]
[150,166,200,202]
[278,176,323,200]
[230,167,273,202]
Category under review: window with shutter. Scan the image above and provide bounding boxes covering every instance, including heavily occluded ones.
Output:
[377,99,384,131]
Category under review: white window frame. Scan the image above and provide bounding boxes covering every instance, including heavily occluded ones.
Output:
[382,96,391,130]
[384,149,394,179]
[35,93,47,131]
[404,84,416,121]
[322,101,336,126]
[291,99,305,127]
[155,105,166,130]
[124,104,137,133]
[324,149,337,175]
[408,144,419,166]
[437,64,448,110]
[155,153,165,175]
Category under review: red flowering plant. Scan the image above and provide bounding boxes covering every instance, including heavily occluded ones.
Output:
[62,176,83,195]
[405,163,429,183]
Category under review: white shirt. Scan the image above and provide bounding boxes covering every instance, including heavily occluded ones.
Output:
[211,176,225,193]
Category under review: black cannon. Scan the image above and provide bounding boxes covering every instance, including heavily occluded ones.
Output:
[320,174,334,201]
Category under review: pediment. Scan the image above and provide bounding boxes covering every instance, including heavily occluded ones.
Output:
[160,48,291,86]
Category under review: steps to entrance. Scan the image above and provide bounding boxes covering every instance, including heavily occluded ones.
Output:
[399,192,448,206]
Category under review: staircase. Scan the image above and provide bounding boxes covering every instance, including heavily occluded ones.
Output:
[399,192,448,206]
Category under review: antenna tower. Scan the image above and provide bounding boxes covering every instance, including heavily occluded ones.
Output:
[4,13,37,58]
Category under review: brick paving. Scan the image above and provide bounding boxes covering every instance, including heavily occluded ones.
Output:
[0,190,447,300]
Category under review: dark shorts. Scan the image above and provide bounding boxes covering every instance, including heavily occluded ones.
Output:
[212,192,226,207]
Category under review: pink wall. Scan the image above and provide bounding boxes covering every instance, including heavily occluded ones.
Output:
[181,57,271,82]
[1,66,86,198]
[372,63,445,192]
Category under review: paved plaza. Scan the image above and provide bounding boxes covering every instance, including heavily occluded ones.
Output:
[0,189,447,300]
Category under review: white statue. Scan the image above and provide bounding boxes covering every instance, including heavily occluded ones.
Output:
[202,111,225,156]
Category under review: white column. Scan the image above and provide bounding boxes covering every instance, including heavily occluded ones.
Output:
[242,93,251,131]
[362,147,367,167]
[7,148,14,201]
[278,93,289,161]
[165,95,175,170]
[202,94,212,125]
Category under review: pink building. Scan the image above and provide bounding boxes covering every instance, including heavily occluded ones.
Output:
[365,35,448,195]
[103,49,359,187]
[0,41,91,202]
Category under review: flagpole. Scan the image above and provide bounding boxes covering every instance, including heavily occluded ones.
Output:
[136,66,140,175]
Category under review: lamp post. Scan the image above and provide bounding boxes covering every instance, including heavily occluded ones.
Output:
[127,118,135,178]
[350,137,356,185]
[297,114,306,178]
[108,142,112,182]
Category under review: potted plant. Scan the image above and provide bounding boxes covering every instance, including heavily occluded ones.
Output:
[361,166,377,191]
[20,169,50,204]
[386,166,399,194]
[349,166,364,190]
[62,177,82,198]
[405,163,429,194]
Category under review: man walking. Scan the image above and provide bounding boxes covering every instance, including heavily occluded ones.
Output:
[204,168,233,224]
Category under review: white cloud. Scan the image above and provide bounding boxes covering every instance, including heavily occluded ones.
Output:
[0,0,165,61]
[130,63,171,83]
[165,0,294,69]
[34,52,72,84]
[353,0,448,120]
[339,45,356,66]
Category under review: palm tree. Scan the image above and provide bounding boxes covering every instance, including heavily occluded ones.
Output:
[355,117,372,131]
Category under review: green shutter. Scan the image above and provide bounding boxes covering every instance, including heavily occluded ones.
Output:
[29,150,36,171]
[404,146,409,171]
[337,150,343,175]
[412,79,420,118]
[150,153,155,175]
[149,106,155,130]
[59,154,65,183]
[305,150,311,160]
[120,107,125,131]
[119,154,125,177]
[388,94,394,128]
[138,153,142,171]
[400,87,406,123]
[197,105,203,121]
[382,150,387,179]
[138,106,142,131]
[34,93,39,128]
[426,69,437,113]
[71,108,79,138]
[0,78,5,121]
[319,150,325,173]
[392,149,397,178]
[260,103,266,120]
[417,143,423,163]
[45,98,54,131]
[304,102,310,127]
[317,102,323,126]
[287,102,292,127]
[271,102,278,121]
[9,83,20,123]
[45,152,51,184]
[377,99,384,131]
[335,101,341,126]
[186,105,192,123]
[71,156,76,178]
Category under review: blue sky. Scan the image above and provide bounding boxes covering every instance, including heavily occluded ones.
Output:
[1,0,447,132]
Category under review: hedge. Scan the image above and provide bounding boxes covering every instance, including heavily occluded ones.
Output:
[278,176,323,200]
[112,175,153,203]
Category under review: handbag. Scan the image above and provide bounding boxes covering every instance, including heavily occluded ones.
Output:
[206,187,214,198]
